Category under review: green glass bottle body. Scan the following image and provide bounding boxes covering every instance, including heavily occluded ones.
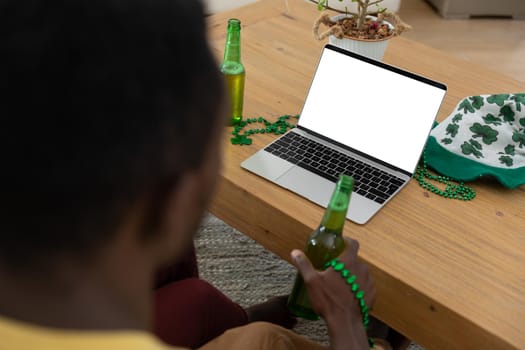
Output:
[220,18,245,126]
[287,175,354,320]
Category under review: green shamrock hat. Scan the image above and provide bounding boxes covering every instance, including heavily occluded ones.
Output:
[426,93,525,189]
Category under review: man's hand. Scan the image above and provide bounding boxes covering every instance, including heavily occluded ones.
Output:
[290,237,376,350]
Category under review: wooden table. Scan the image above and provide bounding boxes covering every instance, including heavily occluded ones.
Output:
[206,1,525,349]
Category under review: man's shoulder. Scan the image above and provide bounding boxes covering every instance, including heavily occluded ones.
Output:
[0,316,187,350]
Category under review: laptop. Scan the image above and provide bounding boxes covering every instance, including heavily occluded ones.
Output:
[241,44,447,224]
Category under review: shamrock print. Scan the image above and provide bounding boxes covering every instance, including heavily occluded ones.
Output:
[461,140,483,158]
[469,122,499,145]
[504,144,516,155]
[487,94,510,107]
[458,98,475,113]
[446,123,459,137]
[497,145,516,167]
[510,93,525,112]
[512,130,525,148]
[482,113,502,126]
[452,113,463,123]
[499,105,515,124]
[499,155,513,166]
[469,96,484,110]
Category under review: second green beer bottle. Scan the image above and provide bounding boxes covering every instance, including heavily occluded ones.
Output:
[220,18,245,126]
[287,174,354,320]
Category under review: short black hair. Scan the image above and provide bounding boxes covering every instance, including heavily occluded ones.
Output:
[0,0,224,268]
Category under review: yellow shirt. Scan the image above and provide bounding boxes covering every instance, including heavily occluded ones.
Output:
[0,316,330,350]
[0,315,185,350]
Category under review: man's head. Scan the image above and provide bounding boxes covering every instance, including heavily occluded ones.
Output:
[0,0,225,272]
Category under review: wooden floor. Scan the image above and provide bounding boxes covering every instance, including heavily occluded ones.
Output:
[398,0,525,84]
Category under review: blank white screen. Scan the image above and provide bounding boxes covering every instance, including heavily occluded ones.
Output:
[298,47,446,173]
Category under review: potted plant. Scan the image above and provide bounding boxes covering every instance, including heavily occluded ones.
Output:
[312,0,411,61]
[312,0,402,13]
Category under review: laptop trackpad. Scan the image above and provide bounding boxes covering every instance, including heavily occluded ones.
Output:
[276,165,381,225]
[241,151,294,181]
[276,166,334,208]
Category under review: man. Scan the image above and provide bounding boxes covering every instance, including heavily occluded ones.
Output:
[0,0,376,349]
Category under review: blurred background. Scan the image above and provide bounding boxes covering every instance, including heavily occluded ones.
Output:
[204,0,525,83]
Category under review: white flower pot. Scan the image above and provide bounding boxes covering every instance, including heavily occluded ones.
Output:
[328,14,394,61]
[329,35,390,61]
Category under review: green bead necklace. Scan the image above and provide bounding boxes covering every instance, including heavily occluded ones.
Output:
[230,114,299,145]
[414,150,476,200]
[231,114,476,201]
[325,258,375,349]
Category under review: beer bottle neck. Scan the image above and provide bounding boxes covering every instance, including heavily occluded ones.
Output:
[320,199,349,233]
[320,176,353,233]
[223,20,241,63]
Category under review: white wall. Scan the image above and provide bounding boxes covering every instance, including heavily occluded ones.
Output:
[202,0,401,15]
[202,0,259,14]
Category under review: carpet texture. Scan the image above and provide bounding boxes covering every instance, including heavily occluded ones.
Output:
[195,212,425,350]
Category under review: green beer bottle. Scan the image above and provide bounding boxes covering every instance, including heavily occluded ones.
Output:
[287,174,354,320]
[220,18,245,126]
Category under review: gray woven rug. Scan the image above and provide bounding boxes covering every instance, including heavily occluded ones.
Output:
[195,212,424,350]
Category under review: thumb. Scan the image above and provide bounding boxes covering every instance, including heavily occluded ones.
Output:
[290,249,316,282]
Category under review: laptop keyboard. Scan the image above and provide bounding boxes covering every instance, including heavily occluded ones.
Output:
[264,132,405,204]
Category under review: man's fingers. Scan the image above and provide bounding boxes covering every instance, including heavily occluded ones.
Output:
[290,249,316,282]
[341,237,359,262]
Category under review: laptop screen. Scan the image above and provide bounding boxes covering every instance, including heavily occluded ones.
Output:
[298,45,447,174]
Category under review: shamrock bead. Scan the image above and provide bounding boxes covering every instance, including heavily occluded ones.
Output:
[355,290,365,299]
[359,298,366,308]
[415,151,476,201]
[229,115,300,145]
[333,262,345,271]
[326,259,372,349]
